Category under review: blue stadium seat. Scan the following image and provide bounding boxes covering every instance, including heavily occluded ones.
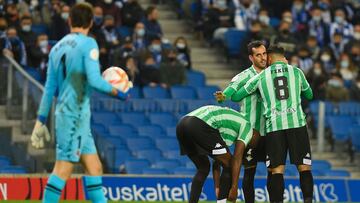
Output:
[137,125,165,138]
[108,124,137,137]
[324,169,351,177]
[136,149,163,163]
[170,86,197,99]
[128,86,142,99]
[0,156,10,168]
[255,163,267,176]
[31,24,48,34]
[124,159,150,174]
[155,138,180,152]
[164,151,189,165]
[196,86,220,100]
[350,125,360,151]
[309,101,334,115]
[149,112,177,128]
[118,112,149,126]
[183,99,215,112]
[100,98,132,112]
[131,99,158,112]
[142,168,169,175]
[153,159,181,169]
[312,160,331,171]
[143,86,170,99]
[126,137,155,152]
[328,116,353,141]
[224,29,247,58]
[92,112,120,125]
[156,99,184,113]
[284,165,298,176]
[187,71,206,87]
[219,101,240,111]
[166,127,177,137]
[172,167,195,175]
[0,166,26,174]
[339,102,360,116]
[311,169,325,177]
[112,149,132,173]
[269,17,280,27]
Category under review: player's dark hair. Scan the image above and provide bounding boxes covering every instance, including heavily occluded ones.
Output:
[267,44,285,55]
[70,2,93,29]
[20,15,32,22]
[247,40,266,55]
[146,6,156,17]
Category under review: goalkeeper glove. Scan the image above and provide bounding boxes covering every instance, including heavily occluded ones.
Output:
[31,119,51,149]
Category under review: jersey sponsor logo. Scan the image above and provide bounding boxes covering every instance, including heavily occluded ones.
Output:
[90,48,99,60]
[231,74,240,82]
[271,107,296,116]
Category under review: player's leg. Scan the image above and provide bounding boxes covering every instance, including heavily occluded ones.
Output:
[213,152,232,201]
[287,126,313,203]
[188,154,211,203]
[266,130,287,203]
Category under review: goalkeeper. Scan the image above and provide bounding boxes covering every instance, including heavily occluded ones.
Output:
[30,3,127,203]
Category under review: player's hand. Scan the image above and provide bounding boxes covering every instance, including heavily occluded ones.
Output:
[31,120,51,149]
[214,91,226,103]
[227,186,238,202]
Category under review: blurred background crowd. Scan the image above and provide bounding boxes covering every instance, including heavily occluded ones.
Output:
[0,0,360,103]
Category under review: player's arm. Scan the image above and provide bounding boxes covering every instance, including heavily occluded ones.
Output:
[228,140,246,201]
[298,68,313,100]
[231,73,262,102]
[214,73,245,103]
[84,40,128,100]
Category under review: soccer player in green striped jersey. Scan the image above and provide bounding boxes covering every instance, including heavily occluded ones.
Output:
[214,40,268,203]
[232,45,314,203]
[176,105,257,203]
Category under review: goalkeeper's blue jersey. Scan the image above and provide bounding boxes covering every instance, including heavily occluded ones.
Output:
[37,32,113,119]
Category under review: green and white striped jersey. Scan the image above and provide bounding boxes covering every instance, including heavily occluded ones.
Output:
[225,66,265,136]
[186,105,253,147]
[239,62,313,133]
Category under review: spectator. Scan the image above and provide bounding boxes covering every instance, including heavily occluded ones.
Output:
[90,6,104,36]
[0,17,11,56]
[297,46,313,74]
[335,52,358,86]
[160,48,186,87]
[143,6,163,39]
[174,36,192,70]
[113,37,135,66]
[307,6,330,47]
[5,3,20,27]
[140,53,163,87]
[239,20,263,66]
[270,20,297,57]
[232,0,260,31]
[350,75,360,101]
[330,8,354,44]
[17,16,37,56]
[122,56,141,86]
[30,33,50,82]
[257,8,275,44]
[50,4,70,40]
[349,43,360,66]
[281,11,295,31]
[329,32,346,59]
[132,22,147,51]
[306,35,321,60]
[6,27,27,66]
[306,61,328,100]
[291,0,309,35]
[345,23,360,52]
[204,0,234,42]
[319,47,336,73]
[17,0,52,25]
[146,36,163,65]
[98,15,122,70]
[98,0,122,26]
[317,0,332,24]
[121,0,144,28]
[325,72,350,102]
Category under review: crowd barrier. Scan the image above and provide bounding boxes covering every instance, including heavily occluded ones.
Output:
[0,176,359,202]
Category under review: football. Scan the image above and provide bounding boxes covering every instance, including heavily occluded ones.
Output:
[102,66,132,93]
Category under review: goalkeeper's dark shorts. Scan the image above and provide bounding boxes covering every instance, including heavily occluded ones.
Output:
[176,116,229,156]
[265,125,312,168]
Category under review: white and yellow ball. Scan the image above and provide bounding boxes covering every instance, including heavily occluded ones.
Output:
[102,66,132,93]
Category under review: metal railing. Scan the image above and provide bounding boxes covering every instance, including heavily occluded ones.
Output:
[4,54,55,135]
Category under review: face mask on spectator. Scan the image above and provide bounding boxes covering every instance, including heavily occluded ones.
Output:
[93,16,103,25]
[341,60,349,68]
[283,16,292,24]
[61,12,69,20]
[176,43,186,50]
[312,16,321,22]
[259,15,270,25]
[321,54,330,62]
[39,40,48,48]
[335,16,344,24]
[150,44,161,52]
[22,25,31,32]
[104,0,113,4]
[328,79,342,87]
[354,32,360,40]
[216,0,227,9]
[31,0,39,7]
[314,68,322,75]
[136,29,145,37]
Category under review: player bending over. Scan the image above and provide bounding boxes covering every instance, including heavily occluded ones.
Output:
[232,45,314,203]
[30,3,127,203]
[214,40,269,203]
[176,105,259,203]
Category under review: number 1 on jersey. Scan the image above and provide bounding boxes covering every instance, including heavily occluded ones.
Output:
[274,76,289,100]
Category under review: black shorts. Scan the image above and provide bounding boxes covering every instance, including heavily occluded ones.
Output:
[243,136,266,168]
[265,126,311,168]
[176,116,229,156]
